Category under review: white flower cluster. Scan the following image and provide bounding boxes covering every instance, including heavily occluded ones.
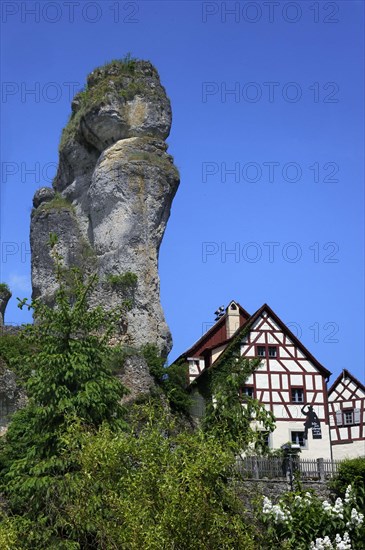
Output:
[322,498,344,519]
[310,532,352,550]
[346,507,364,529]
[344,485,355,505]
[262,496,292,523]
[294,492,312,507]
[310,535,334,549]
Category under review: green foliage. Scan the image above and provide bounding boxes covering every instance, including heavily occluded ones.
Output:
[0,332,35,382]
[106,271,137,290]
[330,457,365,504]
[0,283,10,293]
[201,329,275,451]
[0,250,129,517]
[258,485,365,549]
[141,344,191,414]
[0,513,22,549]
[0,403,255,549]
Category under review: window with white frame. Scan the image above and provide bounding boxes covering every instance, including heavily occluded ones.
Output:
[335,408,361,426]
[291,387,304,403]
[291,431,306,447]
[336,408,361,426]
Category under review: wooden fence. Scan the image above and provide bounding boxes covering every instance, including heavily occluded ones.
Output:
[236,456,342,482]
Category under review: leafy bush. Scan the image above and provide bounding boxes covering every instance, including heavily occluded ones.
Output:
[3,403,256,549]
[330,457,365,507]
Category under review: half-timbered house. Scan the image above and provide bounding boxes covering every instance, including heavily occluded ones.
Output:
[328,370,365,459]
[179,301,334,459]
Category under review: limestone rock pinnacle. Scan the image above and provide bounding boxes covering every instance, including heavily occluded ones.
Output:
[30,58,179,356]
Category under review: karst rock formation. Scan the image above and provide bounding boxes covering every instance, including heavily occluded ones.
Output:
[30,59,179,357]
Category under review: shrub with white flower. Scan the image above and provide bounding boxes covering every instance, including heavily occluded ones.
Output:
[344,485,354,505]
[322,497,344,520]
[259,484,364,550]
[310,532,352,550]
[262,496,292,523]
[346,508,364,529]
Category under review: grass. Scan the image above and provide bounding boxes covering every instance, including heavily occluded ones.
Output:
[129,152,172,169]
[106,272,138,290]
[0,283,10,293]
[36,193,75,214]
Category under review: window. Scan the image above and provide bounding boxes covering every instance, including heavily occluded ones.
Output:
[291,387,304,403]
[291,431,306,447]
[336,408,361,426]
[256,345,278,358]
[242,386,254,398]
[344,410,354,425]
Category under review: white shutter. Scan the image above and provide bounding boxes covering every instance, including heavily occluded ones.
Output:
[336,410,343,426]
[354,408,361,425]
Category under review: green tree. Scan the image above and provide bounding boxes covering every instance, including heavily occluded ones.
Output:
[202,331,275,452]
[7,403,255,549]
[0,242,129,516]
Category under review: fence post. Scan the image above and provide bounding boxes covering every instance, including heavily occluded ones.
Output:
[317,458,325,481]
[253,457,259,479]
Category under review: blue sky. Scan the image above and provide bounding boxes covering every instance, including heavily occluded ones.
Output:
[0,1,364,384]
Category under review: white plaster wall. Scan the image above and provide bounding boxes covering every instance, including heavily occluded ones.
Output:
[332,440,365,460]
[211,344,226,363]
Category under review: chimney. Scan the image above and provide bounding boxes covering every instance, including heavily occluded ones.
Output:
[226,301,240,338]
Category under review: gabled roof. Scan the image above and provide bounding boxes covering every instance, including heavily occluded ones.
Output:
[187,302,332,384]
[176,301,250,361]
[328,368,365,396]
[224,303,332,379]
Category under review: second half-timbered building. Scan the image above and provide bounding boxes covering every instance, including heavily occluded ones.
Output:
[328,370,365,459]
